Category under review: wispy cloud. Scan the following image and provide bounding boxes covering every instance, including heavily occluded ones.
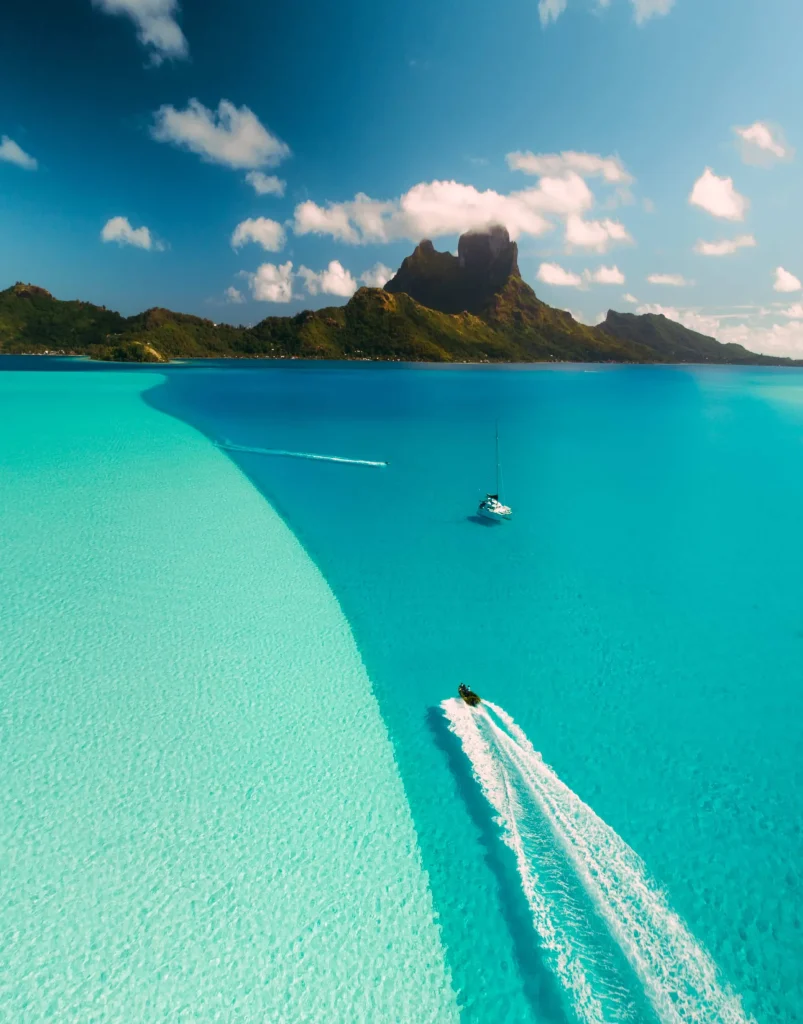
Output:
[0,135,37,170]
[647,273,691,287]
[694,235,756,257]
[508,150,632,185]
[538,0,674,27]
[734,121,792,166]
[584,265,625,285]
[538,0,567,25]
[245,171,286,196]
[92,0,187,63]
[630,0,675,25]
[565,214,632,253]
[152,99,290,170]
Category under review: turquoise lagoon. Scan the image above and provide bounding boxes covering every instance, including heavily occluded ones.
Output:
[2,359,802,1023]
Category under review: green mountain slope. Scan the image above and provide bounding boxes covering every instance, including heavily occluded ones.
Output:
[0,283,129,354]
[1,229,800,366]
[599,310,798,365]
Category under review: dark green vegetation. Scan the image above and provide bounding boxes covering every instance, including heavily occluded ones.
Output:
[599,310,797,365]
[1,231,799,365]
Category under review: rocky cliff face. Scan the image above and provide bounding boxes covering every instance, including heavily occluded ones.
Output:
[457,225,520,294]
[385,225,521,314]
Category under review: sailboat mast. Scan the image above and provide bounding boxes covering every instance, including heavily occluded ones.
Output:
[495,421,500,497]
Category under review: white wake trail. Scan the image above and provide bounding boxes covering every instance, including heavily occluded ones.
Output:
[217,441,387,467]
[444,699,639,1024]
[443,698,753,1024]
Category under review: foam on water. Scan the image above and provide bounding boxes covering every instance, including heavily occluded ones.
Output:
[0,371,458,1023]
[443,698,753,1024]
[217,440,387,466]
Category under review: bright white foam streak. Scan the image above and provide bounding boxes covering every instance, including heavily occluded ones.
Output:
[442,698,752,1024]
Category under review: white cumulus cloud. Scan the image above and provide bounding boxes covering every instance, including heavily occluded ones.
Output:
[360,263,394,288]
[92,0,187,62]
[585,265,625,285]
[537,262,583,287]
[623,293,639,304]
[0,135,37,170]
[152,99,290,170]
[647,273,691,286]
[245,171,285,196]
[773,266,802,293]
[735,121,791,165]
[507,150,633,185]
[717,321,803,358]
[101,215,160,250]
[565,214,631,252]
[293,175,595,245]
[298,260,358,298]
[694,235,756,257]
[225,286,245,304]
[689,168,748,221]
[249,262,294,303]
[231,217,285,252]
[632,302,803,358]
[780,304,803,319]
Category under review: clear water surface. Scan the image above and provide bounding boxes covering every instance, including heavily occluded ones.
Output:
[2,357,802,1023]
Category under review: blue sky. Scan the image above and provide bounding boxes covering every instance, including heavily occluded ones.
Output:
[2,0,803,354]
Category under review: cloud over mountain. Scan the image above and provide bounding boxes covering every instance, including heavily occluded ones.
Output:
[298,261,358,297]
[248,262,294,302]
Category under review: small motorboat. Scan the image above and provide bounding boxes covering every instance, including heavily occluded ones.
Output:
[458,684,482,707]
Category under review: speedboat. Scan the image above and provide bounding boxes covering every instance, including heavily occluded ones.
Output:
[458,684,482,707]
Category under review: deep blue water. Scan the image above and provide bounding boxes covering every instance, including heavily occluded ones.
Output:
[5,357,802,1023]
[143,360,803,1024]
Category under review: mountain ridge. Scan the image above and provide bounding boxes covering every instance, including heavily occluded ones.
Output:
[0,230,799,366]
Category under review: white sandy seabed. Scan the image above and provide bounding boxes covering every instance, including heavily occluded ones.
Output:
[0,372,459,1023]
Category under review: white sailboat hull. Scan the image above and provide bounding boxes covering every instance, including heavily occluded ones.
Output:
[478,500,512,521]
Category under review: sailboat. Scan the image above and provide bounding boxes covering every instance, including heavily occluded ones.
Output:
[477,423,512,522]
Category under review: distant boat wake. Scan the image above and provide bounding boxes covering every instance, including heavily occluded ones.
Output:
[217,441,387,467]
[442,698,752,1024]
